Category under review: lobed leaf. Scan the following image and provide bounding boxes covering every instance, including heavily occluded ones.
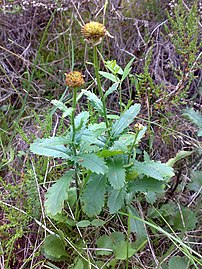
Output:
[45,171,73,216]
[30,137,70,159]
[71,153,107,174]
[132,161,174,181]
[107,187,125,214]
[51,100,73,118]
[128,177,165,193]
[82,90,103,114]
[107,158,125,189]
[82,174,107,217]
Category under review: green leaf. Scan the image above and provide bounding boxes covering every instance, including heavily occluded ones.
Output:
[107,158,125,189]
[173,208,198,232]
[105,60,123,75]
[128,177,165,193]
[45,171,73,216]
[183,107,202,128]
[99,71,119,82]
[72,259,84,269]
[168,256,188,269]
[96,235,114,255]
[76,220,91,228]
[82,174,107,217]
[145,191,157,204]
[104,82,119,97]
[188,170,202,191]
[82,90,103,114]
[30,137,70,159]
[111,104,141,138]
[128,205,147,239]
[113,241,135,260]
[43,234,68,261]
[132,161,174,181]
[74,111,89,130]
[121,57,135,82]
[72,153,107,174]
[91,219,105,227]
[51,100,73,118]
[110,133,136,152]
[108,187,125,214]
[167,150,193,167]
[98,149,124,158]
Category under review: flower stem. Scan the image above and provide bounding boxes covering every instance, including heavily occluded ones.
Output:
[93,46,110,138]
[71,87,81,219]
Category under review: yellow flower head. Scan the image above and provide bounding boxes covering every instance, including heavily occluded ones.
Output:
[81,21,107,45]
[65,71,84,88]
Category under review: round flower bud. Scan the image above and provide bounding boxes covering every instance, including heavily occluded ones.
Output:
[81,21,107,45]
[65,71,84,88]
[134,123,144,131]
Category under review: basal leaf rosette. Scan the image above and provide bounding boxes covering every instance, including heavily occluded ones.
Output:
[81,21,112,46]
[65,71,84,88]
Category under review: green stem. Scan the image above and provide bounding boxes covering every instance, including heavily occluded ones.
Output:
[71,87,81,218]
[93,46,110,138]
[127,130,140,164]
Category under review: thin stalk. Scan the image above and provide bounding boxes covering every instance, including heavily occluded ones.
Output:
[127,130,140,164]
[93,46,110,138]
[71,87,81,218]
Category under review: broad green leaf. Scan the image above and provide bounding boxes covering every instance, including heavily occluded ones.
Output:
[121,57,135,82]
[96,235,114,255]
[168,256,188,269]
[104,82,119,97]
[30,137,70,159]
[80,130,106,149]
[173,208,198,232]
[43,234,67,260]
[107,158,125,189]
[82,90,103,114]
[167,150,193,167]
[71,153,107,174]
[74,111,89,130]
[96,232,125,256]
[107,187,125,214]
[76,220,91,228]
[110,133,135,151]
[111,104,141,138]
[128,205,147,239]
[99,71,119,82]
[91,219,105,227]
[128,177,165,193]
[88,122,106,136]
[72,259,84,269]
[145,191,157,204]
[113,241,135,260]
[45,171,73,216]
[182,107,202,128]
[82,174,107,217]
[51,100,73,118]
[188,170,202,191]
[132,161,174,181]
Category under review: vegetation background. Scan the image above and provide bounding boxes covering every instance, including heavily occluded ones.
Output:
[0,0,201,268]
